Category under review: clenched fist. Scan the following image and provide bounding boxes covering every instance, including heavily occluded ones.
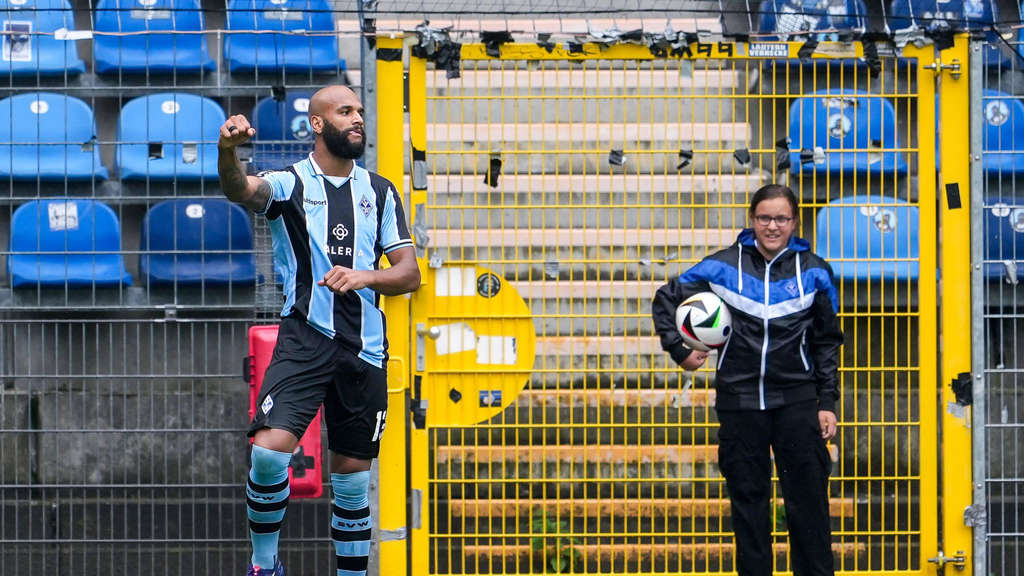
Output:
[219,114,256,149]
[319,266,372,295]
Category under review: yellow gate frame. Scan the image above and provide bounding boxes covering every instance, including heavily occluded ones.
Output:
[371,36,966,576]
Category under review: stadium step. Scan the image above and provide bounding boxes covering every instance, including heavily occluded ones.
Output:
[518,387,715,409]
[448,496,858,518]
[422,122,749,144]
[420,173,764,196]
[353,68,738,92]
[435,444,841,465]
[422,204,747,230]
[426,227,737,249]
[460,541,868,562]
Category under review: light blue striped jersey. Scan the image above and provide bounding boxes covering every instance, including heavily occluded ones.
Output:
[256,154,413,367]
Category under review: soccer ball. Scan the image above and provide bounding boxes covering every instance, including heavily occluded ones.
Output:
[675,292,732,352]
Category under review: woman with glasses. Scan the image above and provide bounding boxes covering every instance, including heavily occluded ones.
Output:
[651,183,845,576]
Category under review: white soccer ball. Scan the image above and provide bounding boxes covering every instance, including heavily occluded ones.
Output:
[675,292,733,352]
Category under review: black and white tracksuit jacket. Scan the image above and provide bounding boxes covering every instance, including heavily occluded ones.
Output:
[652,229,845,413]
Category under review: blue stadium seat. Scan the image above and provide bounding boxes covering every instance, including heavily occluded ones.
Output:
[141,198,257,285]
[890,0,1008,67]
[116,92,225,181]
[814,195,919,281]
[93,0,215,74]
[0,0,85,76]
[223,0,343,72]
[0,92,108,181]
[758,0,866,41]
[252,91,313,170]
[981,89,1024,174]
[982,197,1024,281]
[789,90,908,175]
[8,199,131,287]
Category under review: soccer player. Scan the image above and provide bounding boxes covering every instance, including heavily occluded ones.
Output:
[217,85,420,576]
[652,184,844,576]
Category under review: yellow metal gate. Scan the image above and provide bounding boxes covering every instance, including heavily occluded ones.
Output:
[398,39,943,575]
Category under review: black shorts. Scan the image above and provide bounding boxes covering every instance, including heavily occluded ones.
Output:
[247,315,388,460]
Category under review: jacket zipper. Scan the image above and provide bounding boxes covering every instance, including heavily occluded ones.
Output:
[717,338,731,370]
[799,329,810,371]
[758,248,788,410]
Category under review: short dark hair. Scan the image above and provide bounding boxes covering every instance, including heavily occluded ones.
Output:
[749,184,799,218]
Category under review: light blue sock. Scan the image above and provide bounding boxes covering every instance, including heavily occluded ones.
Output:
[331,471,371,576]
[247,445,292,569]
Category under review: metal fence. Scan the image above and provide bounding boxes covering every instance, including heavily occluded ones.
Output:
[0,2,344,573]
[972,36,1024,576]
[0,7,990,575]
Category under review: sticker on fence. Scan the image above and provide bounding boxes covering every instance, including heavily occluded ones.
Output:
[434,323,476,356]
[476,335,517,365]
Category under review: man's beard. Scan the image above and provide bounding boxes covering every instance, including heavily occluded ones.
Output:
[321,120,364,159]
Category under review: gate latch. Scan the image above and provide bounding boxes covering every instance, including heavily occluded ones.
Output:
[924,58,961,79]
[927,550,966,571]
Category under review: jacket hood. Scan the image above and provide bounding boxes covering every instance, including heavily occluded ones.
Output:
[736,228,810,253]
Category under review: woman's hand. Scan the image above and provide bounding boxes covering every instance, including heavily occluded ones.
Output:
[680,350,709,371]
[818,410,837,440]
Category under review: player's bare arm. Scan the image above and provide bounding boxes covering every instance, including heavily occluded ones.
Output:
[318,246,420,296]
[217,113,272,213]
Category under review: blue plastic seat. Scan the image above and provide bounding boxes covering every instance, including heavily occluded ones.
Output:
[982,197,1024,281]
[981,90,1024,174]
[116,92,225,181]
[890,0,1008,67]
[757,0,866,41]
[251,91,313,170]
[8,199,131,287]
[0,92,107,181]
[789,90,908,175]
[814,195,919,281]
[141,198,256,285]
[93,0,215,74]
[0,0,85,76]
[223,0,343,72]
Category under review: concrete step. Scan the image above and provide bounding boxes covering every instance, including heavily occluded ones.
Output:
[435,443,839,466]
[423,228,735,280]
[448,496,858,519]
[413,148,754,174]
[496,387,716,425]
[461,541,868,563]
[424,95,744,122]
[422,204,747,230]
[422,122,749,144]
[420,173,763,196]
[518,387,715,409]
[355,68,739,92]
[426,227,736,249]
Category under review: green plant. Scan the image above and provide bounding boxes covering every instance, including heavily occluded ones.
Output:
[773,499,788,531]
[530,507,582,573]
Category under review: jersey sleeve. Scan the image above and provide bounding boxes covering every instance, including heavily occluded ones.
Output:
[255,169,296,218]
[378,185,414,253]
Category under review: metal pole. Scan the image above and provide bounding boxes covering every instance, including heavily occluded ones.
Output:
[969,38,988,576]
[358,0,378,172]
[938,33,976,575]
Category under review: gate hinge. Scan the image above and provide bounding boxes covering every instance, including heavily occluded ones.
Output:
[927,550,966,570]
[964,504,987,528]
[924,58,961,79]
